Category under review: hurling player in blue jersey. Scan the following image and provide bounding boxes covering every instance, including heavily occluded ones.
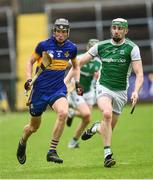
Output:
[16,18,83,164]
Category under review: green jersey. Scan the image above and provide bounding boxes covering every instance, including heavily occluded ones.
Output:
[88,38,141,91]
[78,54,101,93]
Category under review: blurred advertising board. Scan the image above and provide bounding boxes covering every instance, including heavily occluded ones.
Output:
[128,73,153,102]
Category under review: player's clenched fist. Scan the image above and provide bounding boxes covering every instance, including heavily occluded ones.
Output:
[75,81,84,96]
[24,79,32,91]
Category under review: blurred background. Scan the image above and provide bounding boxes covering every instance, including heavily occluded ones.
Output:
[0,0,153,112]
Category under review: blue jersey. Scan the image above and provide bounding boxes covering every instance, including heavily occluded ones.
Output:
[29,36,77,116]
[33,36,77,92]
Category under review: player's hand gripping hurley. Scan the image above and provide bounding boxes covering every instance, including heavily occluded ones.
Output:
[130,92,138,114]
[24,51,53,96]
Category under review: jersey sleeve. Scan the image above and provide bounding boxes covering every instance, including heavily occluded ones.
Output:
[32,42,44,65]
[131,45,141,61]
[88,44,98,57]
[71,57,77,66]
[70,46,78,66]
[71,46,77,59]
[35,42,44,57]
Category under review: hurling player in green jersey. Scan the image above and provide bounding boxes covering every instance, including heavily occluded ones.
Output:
[80,18,144,167]
[65,39,101,148]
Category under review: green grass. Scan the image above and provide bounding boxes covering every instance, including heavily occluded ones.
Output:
[0,103,153,179]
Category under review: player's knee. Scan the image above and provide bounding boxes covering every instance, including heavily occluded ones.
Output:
[103,111,112,120]
[84,117,90,125]
[30,124,40,133]
[24,124,39,134]
[58,109,68,121]
[82,112,91,124]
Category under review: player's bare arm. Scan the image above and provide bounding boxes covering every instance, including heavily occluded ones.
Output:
[64,58,80,84]
[79,52,93,67]
[71,58,80,82]
[131,60,144,105]
[68,58,84,96]
[26,54,37,80]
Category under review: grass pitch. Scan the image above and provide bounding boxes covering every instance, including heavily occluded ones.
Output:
[0,103,153,179]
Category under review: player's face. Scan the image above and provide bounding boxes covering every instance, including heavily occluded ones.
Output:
[111,25,128,43]
[54,28,69,44]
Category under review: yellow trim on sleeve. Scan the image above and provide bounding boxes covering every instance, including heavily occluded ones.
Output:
[71,57,77,66]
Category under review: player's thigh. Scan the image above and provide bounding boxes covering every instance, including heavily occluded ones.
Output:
[77,102,91,117]
[52,97,69,114]
[96,85,113,113]
[97,96,112,113]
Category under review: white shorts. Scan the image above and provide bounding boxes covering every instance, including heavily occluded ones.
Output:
[68,90,96,108]
[96,84,128,114]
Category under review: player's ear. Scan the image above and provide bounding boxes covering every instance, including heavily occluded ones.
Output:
[125,28,128,35]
